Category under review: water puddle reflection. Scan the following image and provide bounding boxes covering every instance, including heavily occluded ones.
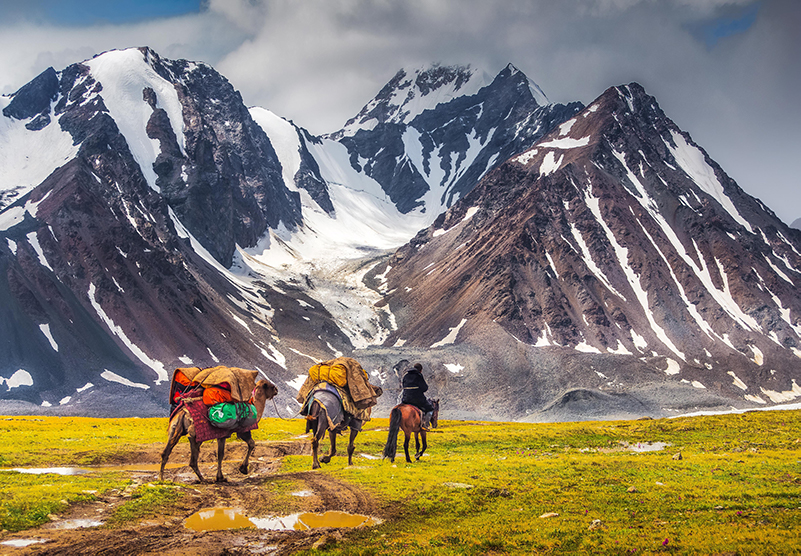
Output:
[1,539,46,547]
[624,441,671,452]
[580,441,672,453]
[5,463,184,475]
[9,467,88,475]
[185,507,381,532]
[185,508,255,531]
[290,490,314,497]
[48,519,104,530]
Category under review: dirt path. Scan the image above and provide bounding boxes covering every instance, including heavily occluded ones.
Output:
[1,438,383,556]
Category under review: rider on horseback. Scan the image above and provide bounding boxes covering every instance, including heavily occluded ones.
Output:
[401,363,435,430]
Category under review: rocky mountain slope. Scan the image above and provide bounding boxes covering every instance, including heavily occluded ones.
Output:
[363,83,801,420]
[0,47,587,417]
[0,47,798,420]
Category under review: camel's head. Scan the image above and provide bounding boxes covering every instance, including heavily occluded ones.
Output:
[255,379,279,401]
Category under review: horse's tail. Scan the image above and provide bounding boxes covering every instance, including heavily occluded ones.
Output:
[382,406,402,460]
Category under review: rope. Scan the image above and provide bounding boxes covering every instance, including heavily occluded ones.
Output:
[271,397,302,421]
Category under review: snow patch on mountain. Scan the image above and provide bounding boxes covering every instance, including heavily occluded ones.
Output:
[0,370,33,390]
[101,370,150,390]
[26,231,54,272]
[249,107,301,194]
[86,48,186,192]
[431,318,467,348]
[665,130,752,233]
[88,282,168,384]
[0,99,79,209]
[39,324,58,352]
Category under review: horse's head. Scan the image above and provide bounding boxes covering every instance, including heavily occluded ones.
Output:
[431,398,440,428]
[255,379,279,401]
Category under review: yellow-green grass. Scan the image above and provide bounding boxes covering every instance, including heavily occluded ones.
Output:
[0,471,124,531]
[0,415,300,532]
[0,415,300,467]
[281,410,801,555]
[0,411,798,554]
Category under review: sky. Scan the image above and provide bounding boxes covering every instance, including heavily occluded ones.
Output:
[0,0,798,225]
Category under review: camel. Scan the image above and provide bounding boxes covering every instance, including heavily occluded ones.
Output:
[159,379,278,483]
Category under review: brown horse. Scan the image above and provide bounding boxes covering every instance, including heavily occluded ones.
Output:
[382,399,439,463]
[305,396,363,470]
[159,379,278,482]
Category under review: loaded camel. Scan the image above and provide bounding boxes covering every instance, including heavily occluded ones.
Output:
[160,378,278,483]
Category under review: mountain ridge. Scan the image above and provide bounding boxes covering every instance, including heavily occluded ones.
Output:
[1,47,799,420]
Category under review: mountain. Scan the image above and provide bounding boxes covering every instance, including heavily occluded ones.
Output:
[1,47,798,420]
[0,48,584,416]
[361,83,801,420]
[791,217,801,230]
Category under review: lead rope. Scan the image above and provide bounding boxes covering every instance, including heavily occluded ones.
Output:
[271,397,302,421]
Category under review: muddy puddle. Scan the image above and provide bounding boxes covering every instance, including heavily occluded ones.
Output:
[47,519,104,530]
[1,539,46,547]
[9,467,89,475]
[185,507,381,532]
[623,441,671,452]
[579,441,672,453]
[5,463,185,475]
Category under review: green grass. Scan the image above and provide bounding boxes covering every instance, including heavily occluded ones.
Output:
[0,415,298,467]
[282,411,801,555]
[108,483,184,525]
[0,471,127,532]
[0,414,300,532]
[0,411,798,554]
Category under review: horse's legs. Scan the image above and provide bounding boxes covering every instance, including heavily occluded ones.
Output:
[403,430,412,463]
[188,437,205,483]
[321,429,337,464]
[215,438,228,482]
[238,431,255,475]
[414,432,421,456]
[346,428,358,466]
[416,431,428,461]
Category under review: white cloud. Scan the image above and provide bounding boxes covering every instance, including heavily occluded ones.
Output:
[0,0,797,223]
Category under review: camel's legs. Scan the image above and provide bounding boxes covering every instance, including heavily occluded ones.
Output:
[238,431,255,475]
[215,438,228,483]
[346,428,358,466]
[188,436,205,482]
[320,429,337,464]
[311,418,327,470]
[159,420,184,481]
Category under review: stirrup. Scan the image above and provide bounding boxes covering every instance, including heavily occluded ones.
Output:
[421,411,432,430]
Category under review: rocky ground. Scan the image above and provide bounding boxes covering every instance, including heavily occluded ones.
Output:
[0,439,386,556]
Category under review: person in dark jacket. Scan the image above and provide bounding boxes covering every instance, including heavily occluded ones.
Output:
[401,363,434,429]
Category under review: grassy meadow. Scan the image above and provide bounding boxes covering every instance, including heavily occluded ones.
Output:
[0,410,799,554]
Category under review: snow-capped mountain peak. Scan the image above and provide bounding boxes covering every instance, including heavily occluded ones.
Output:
[336,63,492,137]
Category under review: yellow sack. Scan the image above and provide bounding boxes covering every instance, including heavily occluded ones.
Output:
[309,362,348,387]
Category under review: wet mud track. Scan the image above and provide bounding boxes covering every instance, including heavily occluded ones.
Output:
[1,440,382,556]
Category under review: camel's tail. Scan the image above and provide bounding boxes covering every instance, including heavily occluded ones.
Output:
[382,406,402,460]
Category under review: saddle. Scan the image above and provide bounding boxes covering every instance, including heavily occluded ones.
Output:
[302,382,363,432]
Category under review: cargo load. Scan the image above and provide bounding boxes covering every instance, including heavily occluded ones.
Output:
[296,357,382,422]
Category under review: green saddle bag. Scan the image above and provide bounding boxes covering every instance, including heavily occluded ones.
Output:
[208,402,257,429]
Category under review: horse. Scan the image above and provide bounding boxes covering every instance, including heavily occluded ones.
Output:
[159,379,278,483]
[382,399,440,463]
[305,391,364,470]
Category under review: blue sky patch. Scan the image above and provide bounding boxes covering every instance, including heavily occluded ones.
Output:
[37,0,202,26]
[690,2,761,49]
